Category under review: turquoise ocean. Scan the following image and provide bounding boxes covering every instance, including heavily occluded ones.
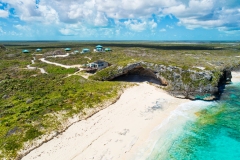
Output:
[134,81,240,160]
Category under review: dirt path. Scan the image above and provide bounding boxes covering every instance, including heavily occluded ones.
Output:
[27,53,89,77]
[39,58,83,69]
[47,53,70,58]
[26,57,48,74]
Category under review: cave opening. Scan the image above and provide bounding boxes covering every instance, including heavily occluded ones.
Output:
[111,66,162,85]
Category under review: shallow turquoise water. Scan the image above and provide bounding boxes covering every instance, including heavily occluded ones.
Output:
[148,82,240,160]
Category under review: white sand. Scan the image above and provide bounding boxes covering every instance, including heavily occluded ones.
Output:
[22,82,190,160]
[39,58,82,69]
[231,71,240,83]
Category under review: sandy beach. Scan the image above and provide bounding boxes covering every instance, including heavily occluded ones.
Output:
[231,71,240,83]
[22,82,190,160]
[22,70,240,160]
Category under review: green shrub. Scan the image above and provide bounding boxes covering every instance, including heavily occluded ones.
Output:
[24,127,42,141]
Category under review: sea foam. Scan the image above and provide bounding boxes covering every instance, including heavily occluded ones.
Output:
[133,100,214,160]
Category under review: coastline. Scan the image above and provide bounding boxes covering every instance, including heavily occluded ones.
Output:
[21,71,240,160]
[136,70,240,160]
[231,71,240,83]
[22,82,190,160]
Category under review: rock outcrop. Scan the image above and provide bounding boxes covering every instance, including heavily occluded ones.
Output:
[0,44,6,51]
[91,62,233,100]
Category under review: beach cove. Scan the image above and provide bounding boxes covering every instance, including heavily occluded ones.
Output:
[22,82,191,160]
[22,72,240,160]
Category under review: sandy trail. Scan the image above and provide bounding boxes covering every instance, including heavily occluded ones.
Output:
[47,53,70,58]
[26,57,48,74]
[22,82,190,160]
[39,58,82,69]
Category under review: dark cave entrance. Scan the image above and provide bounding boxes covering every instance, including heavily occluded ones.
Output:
[111,66,163,85]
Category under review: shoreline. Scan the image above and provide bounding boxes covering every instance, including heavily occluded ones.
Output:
[22,82,190,160]
[21,71,240,160]
[231,71,240,83]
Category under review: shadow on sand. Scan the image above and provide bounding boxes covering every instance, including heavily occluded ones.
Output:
[112,74,161,85]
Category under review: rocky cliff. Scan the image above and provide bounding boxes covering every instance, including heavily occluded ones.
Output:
[0,44,6,51]
[90,62,232,100]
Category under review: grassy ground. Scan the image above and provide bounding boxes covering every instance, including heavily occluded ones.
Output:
[0,43,125,158]
[0,41,239,159]
[39,42,240,70]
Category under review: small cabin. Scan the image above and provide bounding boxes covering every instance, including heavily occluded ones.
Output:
[94,45,105,52]
[105,48,112,52]
[22,50,30,53]
[81,48,90,54]
[95,60,109,70]
[74,50,79,53]
[65,48,71,51]
[87,63,98,68]
[36,48,42,52]
[86,60,109,70]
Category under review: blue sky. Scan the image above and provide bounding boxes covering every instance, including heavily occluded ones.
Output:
[0,0,240,40]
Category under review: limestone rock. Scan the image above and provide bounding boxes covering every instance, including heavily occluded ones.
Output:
[159,76,168,86]
[92,61,232,100]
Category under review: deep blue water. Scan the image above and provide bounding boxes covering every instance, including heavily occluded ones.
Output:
[146,82,240,160]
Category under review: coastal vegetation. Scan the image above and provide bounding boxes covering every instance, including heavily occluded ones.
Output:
[0,41,240,159]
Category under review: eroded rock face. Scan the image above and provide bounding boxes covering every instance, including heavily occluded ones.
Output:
[140,62,221,100]
[95,61,232,100]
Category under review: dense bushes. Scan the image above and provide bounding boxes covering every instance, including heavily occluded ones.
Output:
[0,74,122,158]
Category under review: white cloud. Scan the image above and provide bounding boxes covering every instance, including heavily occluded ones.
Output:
[14,25,31,31]
[123,19,159,32]
[99,28,114,37]
[9,31,22,36]
[166,25,174,29]
[94,12,109,26]
[149,20,157,29]
[116,29,120,35]
[2,0,59,24]
[58,22,86,36]
[37,5,59,24]
[59,28,76,36]
[162,0,240,30]
[1,0,240,34]
[160,28,166,32]
[2,0,179,26]
[96,0,178,19]
[124,20,147,32]
[0,26,23,37]
[0,27,6,34]
[178,18,224,29]
[58,25,117,39]
[0,9,8,18]
[163,0,215,18]
[176,7,240,30]
[13,24,39,38]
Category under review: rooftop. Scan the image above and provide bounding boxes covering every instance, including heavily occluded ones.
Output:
[22,49,29,53]
[65,48,71,51]
[96,45,103,48]
[105,48,112,51]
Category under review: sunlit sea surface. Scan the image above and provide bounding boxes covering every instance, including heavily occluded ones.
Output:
[135,82,240,160]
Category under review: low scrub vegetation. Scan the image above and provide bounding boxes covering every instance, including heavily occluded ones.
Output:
[0,41,239,159]
[0,74,122,158]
